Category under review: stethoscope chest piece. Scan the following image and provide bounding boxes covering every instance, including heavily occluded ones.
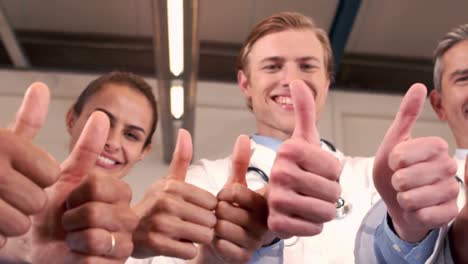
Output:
[335,197,352,219]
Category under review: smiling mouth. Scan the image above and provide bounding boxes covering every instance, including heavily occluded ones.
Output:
[96,155,122,168]
[272,95,293,106]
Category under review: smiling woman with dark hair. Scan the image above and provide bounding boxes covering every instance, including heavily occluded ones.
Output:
[66,71,158,179]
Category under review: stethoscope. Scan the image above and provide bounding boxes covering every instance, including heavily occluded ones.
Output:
[247,139,352,220]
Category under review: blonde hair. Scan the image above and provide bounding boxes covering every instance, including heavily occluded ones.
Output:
[237,11,333,79]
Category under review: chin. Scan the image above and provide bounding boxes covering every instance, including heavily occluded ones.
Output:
[93,167,124,178]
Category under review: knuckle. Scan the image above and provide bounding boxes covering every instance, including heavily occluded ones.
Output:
[324,158,342,181]
[442,180,461,201]
[389,145,405,169]
[276,142,300,161]
[150,215,170,232]
[413,210,432,226]
[46,163,61,186]
[397,192,416,211]
[28,189,47,214]
[330,182,342,202]
[155,196,177,214]
[119,182,133,203]
[313,223,324,235]
[232,184,248,201]
[441,159,458,178]
[85,177,102,198]
[432,137,448,152]
[214,220,226,234]
[83,204,102,224]
[122,207,140,231]
[322,203,337,222]
[82,230,103,250]
[268,193,286,210]
[201,228,214,244]
[118,235,134,258]
[391,171,407,191]
[12,215,31,235]
[267,215,284,233]
[216,201,230,216]
[163,179,180,194]
[268,169,283,187]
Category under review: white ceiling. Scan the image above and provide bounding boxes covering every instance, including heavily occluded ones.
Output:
[1,0,467,59]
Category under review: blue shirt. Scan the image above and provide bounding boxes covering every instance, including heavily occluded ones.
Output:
[374,214,439,263]
[251,134,282,152]
[249,135,283,264]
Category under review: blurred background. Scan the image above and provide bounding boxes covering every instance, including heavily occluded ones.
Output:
[0,0,463,200]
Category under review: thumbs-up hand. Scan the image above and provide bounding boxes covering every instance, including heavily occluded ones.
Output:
[60,111,138,263]
[132,129,217,260]
[196,135,268,264]
[373,83,459,242]
[0,83,60,249]
[29,111,137,264]
[61,173,139,263]
[267,80,342,238]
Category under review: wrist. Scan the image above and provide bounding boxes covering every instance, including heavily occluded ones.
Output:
[388,214,429,243]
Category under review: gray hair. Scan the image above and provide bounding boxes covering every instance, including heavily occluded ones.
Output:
[433,24,468,92]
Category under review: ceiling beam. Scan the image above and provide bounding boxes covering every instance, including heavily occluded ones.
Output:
[328,0,361,74]
[0,2,29,68]
[0,30,434,94]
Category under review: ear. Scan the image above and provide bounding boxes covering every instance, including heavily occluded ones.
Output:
[138,144,152,161]
[237,70,251,99]
[429,89,447,121]
[66,107,77,134]
[324,76,331,93]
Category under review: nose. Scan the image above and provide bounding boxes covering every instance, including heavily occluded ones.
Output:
[280,65,302,88]
[104,127,121,153]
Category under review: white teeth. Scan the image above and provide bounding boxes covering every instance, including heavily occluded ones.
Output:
[98,156,116,165]
[275,96,293,105]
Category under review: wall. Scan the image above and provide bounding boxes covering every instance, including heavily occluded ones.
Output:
[0,69,455,202]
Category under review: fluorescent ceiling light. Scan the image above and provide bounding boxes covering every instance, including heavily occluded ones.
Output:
[167,0,184,77]
[170,81,184,119]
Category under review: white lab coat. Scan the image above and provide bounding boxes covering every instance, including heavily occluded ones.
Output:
[127,140,449,264]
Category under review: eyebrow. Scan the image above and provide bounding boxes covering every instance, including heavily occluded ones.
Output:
[450,68,468,81]
[259,56,321,63]
[94,107,147,134]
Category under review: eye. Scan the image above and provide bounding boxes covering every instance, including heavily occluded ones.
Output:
[300,63,317,72]
[263,64,282,72]
[124,131,141,142]
[456,75,468,84]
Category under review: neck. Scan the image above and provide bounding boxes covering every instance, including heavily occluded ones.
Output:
[456,140,468,149]
[256,126,292,141]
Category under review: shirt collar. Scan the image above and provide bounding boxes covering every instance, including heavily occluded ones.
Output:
[455,148,468,160]
[251,134,324,152]
[251,134,283,152]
